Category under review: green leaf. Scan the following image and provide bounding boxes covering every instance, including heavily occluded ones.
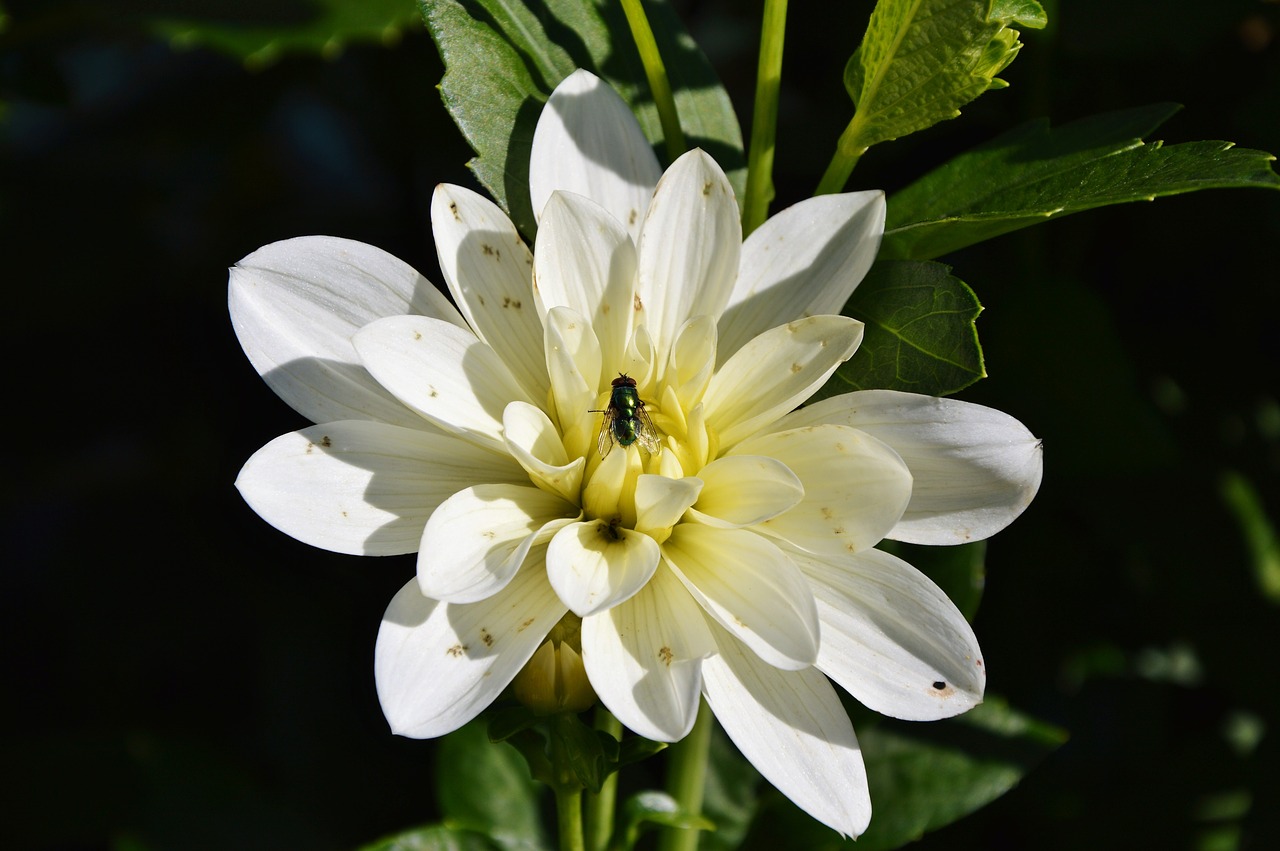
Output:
[151,0,420,67]
[1219,470,1280,605]
[699,726,763,851]
[816,260,985,399]
[852,697,1066,850]
[437,720,549,851]
[421,0,744,238]
[880,540,987,621]
[841,0,1046,153]
[618,791,716,850]
[736,698,1065,851]
[882,103,1280,260]
[358,824,503,851]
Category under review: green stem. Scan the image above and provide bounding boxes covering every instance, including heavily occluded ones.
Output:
[585,709,622,851]
[555,784,586,851]
[742,0,788,236]
[620,0,686,161]
[657,700,712,851]
[815,117,866,195]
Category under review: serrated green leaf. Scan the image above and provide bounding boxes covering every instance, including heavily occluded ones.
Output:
[816,260,984,399]
[358,824,503,851]
[437,720,548,851]
[841,0,1046,153]
[882,103,1280,260]
[880,540,986,620]
[421,0,743,238]
[151,0,419,67]
[736,697,1064,851]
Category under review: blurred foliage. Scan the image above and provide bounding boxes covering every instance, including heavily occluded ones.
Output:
[2,0,1279,849]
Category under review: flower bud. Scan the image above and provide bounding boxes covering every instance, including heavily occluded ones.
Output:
[512,614,597,715]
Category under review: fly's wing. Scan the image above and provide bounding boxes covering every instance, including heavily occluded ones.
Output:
[634,403,662,454]
[597,409,618,457]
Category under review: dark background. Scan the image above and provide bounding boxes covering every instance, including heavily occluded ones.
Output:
[4,0,1278,848]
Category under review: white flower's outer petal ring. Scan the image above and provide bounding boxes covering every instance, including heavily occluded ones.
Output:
[229,236,466,428]
[546,520,661,616]
[719,191,885,362]
[703,316,864,449]
[702,626,871,838]
[774,390,1043,544]
[376,568,567,739]
[354,315,536,454]
[731,425,912,557]
[535,193,638,374]
[688,455,803,528]
[791,545,985,721]
[582,565,713,741]
[636,149,741,370]
[236,421,526,556]
[418,484,580,604]
[431,184,549,403]
[530,69,662,242]
[663,525,819,670]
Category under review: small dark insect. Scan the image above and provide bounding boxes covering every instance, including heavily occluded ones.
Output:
[589,373,661,457]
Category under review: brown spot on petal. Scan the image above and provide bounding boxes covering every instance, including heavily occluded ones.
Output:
[820,507,834,519]
[413,330,422,341]
[931,681,955,697]
[791,362,803,373]
[518,618,535,631]
[502,296,522,309]
[480,629,494,648]
[320,435,332,448]
[702,180,713,195]
[304,442,314,454]
[482,244,494,256]
[449,202,460,220]
[447,643,467,657]
[633,293,643,312]
[658,646,674,666]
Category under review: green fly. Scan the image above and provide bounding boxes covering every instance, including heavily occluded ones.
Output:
[590,374,661,457]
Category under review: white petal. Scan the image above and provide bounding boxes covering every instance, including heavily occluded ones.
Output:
[431,184,549,401]
[236,421,525,556]
[581,565,713,741]
[635,150,740,370]
[663,525,818,670]
[633,474,704,537]
[775,390,1043,544]
[354,315,535,453]
[229,236,465,427]
[793,546,985,721]
[535,193,638,374]
[529,69,662,241]
[546,520,661,616]
[667,315,717,412]
[502,401,585,504]
[731,425,912,556]
[376,568,567,739]
[687,455,803,528]
[702,628,871,838]
[719,192,885,362]
[544,306,603,458]
[418,484,580,604]
[703,316,863,449]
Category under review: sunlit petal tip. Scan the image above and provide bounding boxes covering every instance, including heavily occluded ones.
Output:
[720,190,885,361]
[702,635,872,837]
[376,571,567,739]
[530,69,661,238]
[581,567,714,741]
[775,390,1044,544]
[796,546,986,721]
[228,235,463,427]
[236,421,525,556]
[417,484,580,604]
[546,520,661,616]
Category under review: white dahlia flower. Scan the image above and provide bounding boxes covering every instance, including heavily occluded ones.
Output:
[230,70,1042,837]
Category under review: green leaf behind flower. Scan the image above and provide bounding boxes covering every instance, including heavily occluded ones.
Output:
[882,103,1280,260]
[735,697,1065,851]
[151,0,420,67]
[818,260,985,399]
[420,0,743,238]
[436,720,548,851]
[840,0,1046,153]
